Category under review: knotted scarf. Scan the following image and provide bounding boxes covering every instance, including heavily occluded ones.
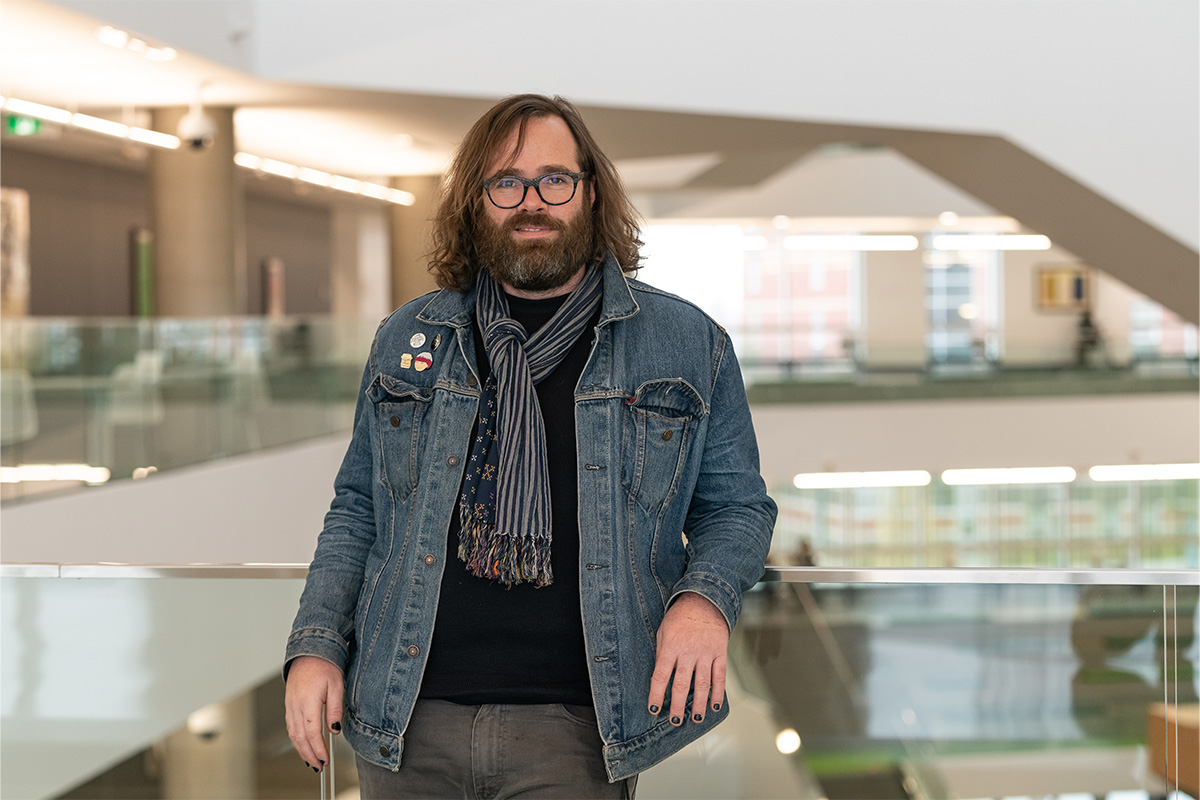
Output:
[457,265,604,587]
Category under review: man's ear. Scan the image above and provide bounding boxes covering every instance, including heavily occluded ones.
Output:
[589,182,597,207]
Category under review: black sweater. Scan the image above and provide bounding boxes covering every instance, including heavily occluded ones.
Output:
[418,292,599,705]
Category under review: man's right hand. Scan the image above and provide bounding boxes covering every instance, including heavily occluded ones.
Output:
[284,656,344,770]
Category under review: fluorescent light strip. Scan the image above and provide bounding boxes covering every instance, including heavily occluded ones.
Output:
[793,470,932,489]
[3,97,179,148]
[1088,463,1200,482]
[932,234,1051,251]
[941,466,1076,485]
[235,152,416,206]
[4,98,72,124]
[0,464,111,485]
[785,235,918,252]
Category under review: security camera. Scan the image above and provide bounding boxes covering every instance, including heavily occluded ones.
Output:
[177,108,216,151]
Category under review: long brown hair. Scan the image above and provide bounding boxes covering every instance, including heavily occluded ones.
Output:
[427,94,642,290]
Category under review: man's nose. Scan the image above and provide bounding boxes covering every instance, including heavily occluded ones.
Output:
[518,182,548,211]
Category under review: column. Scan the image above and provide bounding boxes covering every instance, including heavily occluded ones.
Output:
[150,106,243,315]
[389,175,440,310]
[161,694,255,799]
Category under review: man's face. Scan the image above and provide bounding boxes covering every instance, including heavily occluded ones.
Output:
[476,115,594,294]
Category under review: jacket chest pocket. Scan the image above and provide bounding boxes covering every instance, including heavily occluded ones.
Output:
[369,373,433,501]
[621,378,708,512]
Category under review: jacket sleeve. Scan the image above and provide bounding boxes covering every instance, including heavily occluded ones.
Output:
[670,331,777,630]
[283,355,378,678]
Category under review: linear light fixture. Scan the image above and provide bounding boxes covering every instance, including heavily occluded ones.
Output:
[941,466,1076,485]
[235,152,416,206]
[1088,463,1200,482]
[785,235,919,251]
[2,96,179,149]
[0,464,111,485]
[95,25,177,62]
[793,470,932,489]
[932,234,1051,251]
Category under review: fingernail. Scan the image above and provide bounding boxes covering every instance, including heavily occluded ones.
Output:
[649,704,659,714]
[331,722,341,733]
[670,715,681,725]
[304,761,310,768]
[693,713,703,722]
[712,702,721,711]
[312,767,319,773]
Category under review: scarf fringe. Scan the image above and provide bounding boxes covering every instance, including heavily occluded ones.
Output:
[458,510,553,588]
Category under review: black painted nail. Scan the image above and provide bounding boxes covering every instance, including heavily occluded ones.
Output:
[649,704,659,714]
[670,715,681,725]
[331,721,341,733]
[312,766,320,773]
[693,713,703,722]
[304,761,311,768]
[712,702,721,711]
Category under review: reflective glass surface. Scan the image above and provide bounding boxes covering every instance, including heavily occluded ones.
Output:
[1,317,376,504]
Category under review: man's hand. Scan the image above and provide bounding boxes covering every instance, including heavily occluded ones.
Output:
[648,591,729,726]
[284,656,344,770]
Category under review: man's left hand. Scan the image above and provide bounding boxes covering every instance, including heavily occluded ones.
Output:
[648,591,729,726]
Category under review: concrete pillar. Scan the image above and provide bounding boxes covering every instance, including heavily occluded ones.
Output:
[162,694,255,799]
[332,205,391,320]
[389,175,440,309]
[862,250,927,368]
[150,107,242,315]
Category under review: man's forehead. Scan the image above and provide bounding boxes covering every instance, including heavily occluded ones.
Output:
[487,116,581,174]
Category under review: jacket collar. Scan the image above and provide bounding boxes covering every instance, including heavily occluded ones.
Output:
[416,253,639,328]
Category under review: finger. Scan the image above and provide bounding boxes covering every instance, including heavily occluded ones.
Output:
[711,655,728,712]
[669,658,695,726]
[648,654,673,715]
[285,700,322,770]
[691,660,712,723]
[326,676,344,734]
[302,697,329,766]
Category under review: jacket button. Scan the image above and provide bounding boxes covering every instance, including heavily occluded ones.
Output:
[390,416,400,427]
[423,554,436,566]
[447,455,459,466]
[467,375,478,387]
[662,429,673,441]
[407,645,420,657]
[379,745,390,757]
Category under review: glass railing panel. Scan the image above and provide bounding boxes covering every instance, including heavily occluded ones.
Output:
[1,317,376,504]
[3,565,1195,799]
[0,566,306,800]
[737,570,1199,799]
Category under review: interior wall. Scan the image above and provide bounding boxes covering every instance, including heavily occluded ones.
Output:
[0,148,337,316]
[243,192,332,315]
[2,148,147,316]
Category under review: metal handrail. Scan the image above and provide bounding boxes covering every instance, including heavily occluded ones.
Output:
[2,562,1196,584]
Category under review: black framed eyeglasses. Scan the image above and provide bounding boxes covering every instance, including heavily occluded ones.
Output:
[482,171,587,209]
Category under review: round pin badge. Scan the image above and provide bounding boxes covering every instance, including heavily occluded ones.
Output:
[413,352,433,372]
[410,332,426,348]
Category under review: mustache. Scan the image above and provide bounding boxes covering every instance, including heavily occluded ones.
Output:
[504,213,565,232]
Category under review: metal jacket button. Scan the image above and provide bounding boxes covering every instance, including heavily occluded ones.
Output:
[662,429,673,441]
[390,416,401,427]
[379,745,390,757]
[467,375,478,387]
[447,455,459,466]
[406,645,420,657]
[423,554,436,566]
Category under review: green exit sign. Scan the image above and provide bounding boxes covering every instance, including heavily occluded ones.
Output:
[4,114,42,136]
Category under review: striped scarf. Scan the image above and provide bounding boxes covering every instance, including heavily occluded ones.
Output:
[457,265,604,587]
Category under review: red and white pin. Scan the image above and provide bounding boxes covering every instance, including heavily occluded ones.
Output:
[413,352,433,372]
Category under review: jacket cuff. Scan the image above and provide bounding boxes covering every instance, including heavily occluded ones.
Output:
[284,627,350,680]
[668,570,742,631]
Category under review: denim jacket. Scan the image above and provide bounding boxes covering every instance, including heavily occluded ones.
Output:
[285,256,777,781]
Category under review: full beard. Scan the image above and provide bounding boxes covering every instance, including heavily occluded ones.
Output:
[476,208,595,292]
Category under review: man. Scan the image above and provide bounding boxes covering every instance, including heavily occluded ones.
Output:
[284,94,776,799]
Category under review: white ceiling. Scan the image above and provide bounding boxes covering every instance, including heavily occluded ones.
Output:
[0,0,999,222]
